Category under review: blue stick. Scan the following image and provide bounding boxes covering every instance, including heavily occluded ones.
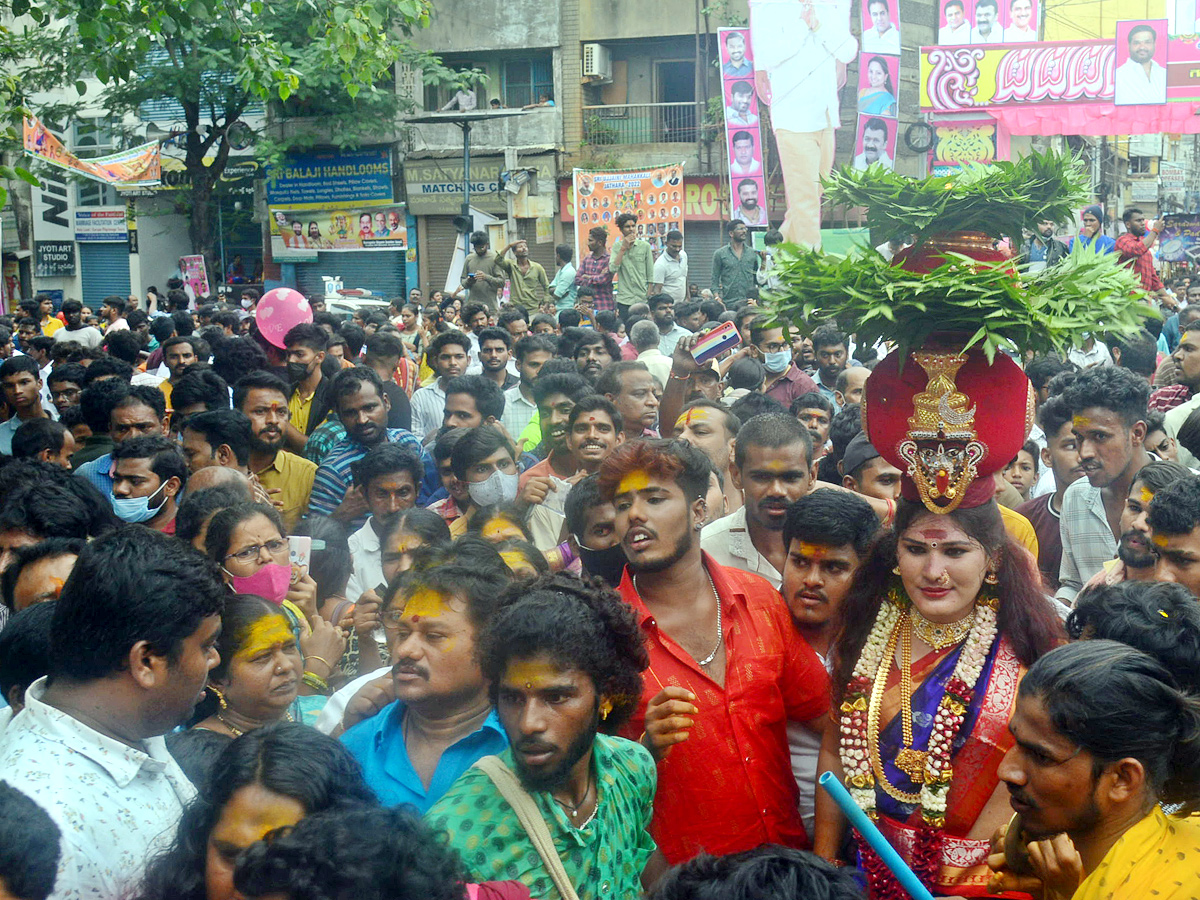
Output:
[818,771,936,900]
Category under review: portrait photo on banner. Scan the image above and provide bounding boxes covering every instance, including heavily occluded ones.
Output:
[853,114,897,172]
[939,0,973,43]
[721,28,755,78]
[729,127,764,178]
[1003,0,1038,41]
[861,0,901,54]
[1115,19,1169,105]
[858,54,899,117]
[732,176,770,227]
[725,79,760,127]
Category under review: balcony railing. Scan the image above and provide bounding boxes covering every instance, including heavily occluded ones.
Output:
[582,102,701,145]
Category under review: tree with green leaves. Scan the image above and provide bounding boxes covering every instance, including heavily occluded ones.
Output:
[5,0,462,274]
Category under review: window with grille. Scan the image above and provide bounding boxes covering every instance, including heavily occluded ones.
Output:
[72,118,120,207]
[503,57,553,108]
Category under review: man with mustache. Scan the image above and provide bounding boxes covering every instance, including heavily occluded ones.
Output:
[701,414,815,589]
[338,541,512,812]
[599,439,829,863]
[234,371,317,531]
[672,399,742,516]
[991,640,1200,899]
[426,572,663,897]
[1017,396,1083,592]
[780,489,879,836]
[308,367,426,530]
[1056,367,1152,603]
[1098,461,1192,587]
[517,373,592,494]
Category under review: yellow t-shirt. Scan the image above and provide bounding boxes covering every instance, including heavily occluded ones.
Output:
[1073,806,1200,900]
[41,318,63,337]
[288,389,315,436]
[255,450,317,531]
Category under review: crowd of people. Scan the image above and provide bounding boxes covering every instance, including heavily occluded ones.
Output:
[1,236,1200,900]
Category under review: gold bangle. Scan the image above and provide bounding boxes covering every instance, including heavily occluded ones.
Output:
[302,671,330,694]
[304,655,333,674]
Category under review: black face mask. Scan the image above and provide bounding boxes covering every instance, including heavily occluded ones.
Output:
[576,542,627,587]
[286,361,312,383]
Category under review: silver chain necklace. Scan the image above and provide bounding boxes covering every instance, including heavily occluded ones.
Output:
[634,569,723,667]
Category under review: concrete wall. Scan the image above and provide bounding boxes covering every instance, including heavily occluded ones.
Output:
[129,197,194,296]
[413,0,561,52]
[409,109,563,154]
[579,0,745,41]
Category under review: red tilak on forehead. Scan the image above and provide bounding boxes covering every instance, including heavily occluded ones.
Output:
[919,528,949,540]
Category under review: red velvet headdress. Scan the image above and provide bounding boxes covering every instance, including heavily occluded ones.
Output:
[863,340,1035,513]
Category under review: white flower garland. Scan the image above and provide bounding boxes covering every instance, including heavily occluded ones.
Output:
[838,589,1000,827]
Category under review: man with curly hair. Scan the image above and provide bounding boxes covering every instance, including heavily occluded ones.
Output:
[426,572,665,899]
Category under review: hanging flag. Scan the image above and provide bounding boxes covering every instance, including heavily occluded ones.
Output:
[23,116,161,188]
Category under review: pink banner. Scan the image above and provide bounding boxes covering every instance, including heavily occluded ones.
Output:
[718,27,769,229]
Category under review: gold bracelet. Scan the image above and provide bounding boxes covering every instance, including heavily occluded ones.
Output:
[304,655,333,674]
[302,671,330,694]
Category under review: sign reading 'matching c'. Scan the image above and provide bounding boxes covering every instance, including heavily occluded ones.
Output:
[265,146,393,206]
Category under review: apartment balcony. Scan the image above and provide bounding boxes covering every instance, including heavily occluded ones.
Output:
[582,102,701,145]
[406,107,563,154]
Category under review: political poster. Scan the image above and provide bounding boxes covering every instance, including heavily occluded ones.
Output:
[937,0,1036,44]
[269,204,408,259]
[718,28,769,231]
[571,165,685,262]
[852,115,898,172]
[24,116,161,188]
[181,255,211,299]
[861,0,902,53]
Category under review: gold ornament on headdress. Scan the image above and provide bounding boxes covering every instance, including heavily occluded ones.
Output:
[896,352,987,515]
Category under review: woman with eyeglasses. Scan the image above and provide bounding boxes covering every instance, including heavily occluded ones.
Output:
[204,503,346,707]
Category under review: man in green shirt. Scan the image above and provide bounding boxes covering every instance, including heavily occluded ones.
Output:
[609,213,655,314]
[711,219,760,304]
[497,239,551,312]
[426,573,664,900]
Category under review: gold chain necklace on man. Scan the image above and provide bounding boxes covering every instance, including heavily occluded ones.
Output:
[633,570,723,668]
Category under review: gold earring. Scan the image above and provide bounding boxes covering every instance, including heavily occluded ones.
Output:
[984,569,999,585]
[892,566,901,575]
[599,699,613,721]
[209,685,228,710]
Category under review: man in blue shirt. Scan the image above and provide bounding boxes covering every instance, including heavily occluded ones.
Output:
[75,384,170,501]
[339,542,512,812]
[308,367,433,529]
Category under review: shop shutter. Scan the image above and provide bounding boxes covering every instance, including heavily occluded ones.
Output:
[514,219,559,274]
[78,242,131,309]
[423,215,463,297]
[681,222,722,299]
[295,251,407,301]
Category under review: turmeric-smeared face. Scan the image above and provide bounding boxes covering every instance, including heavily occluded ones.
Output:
[383,587,483,705]
[206,784,305,900]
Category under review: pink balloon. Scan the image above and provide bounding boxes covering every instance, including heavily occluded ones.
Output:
[256,288,313,348]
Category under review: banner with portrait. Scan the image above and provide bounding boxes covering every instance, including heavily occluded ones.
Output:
[718,27,770,230]
[571,166,685,262]
[269,203,408,259]
[936,0,1039,44]
[852,115,898,172]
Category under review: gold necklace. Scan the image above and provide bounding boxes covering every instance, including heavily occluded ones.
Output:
[911,607,975,650]
[867,614,924,803]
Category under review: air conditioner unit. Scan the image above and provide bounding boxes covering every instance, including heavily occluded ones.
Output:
[582,43,612,83]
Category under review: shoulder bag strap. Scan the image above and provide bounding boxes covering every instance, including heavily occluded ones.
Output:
[472,755,581,900]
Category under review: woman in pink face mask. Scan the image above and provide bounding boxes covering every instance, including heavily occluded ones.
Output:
[205,503,345,701]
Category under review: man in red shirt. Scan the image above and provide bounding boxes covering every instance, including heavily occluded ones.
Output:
[1115,207,1164,295]
[597,438,829,863]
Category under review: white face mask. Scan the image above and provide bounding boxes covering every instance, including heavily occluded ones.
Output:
[467,468,519,507]
[241,298,253,310]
